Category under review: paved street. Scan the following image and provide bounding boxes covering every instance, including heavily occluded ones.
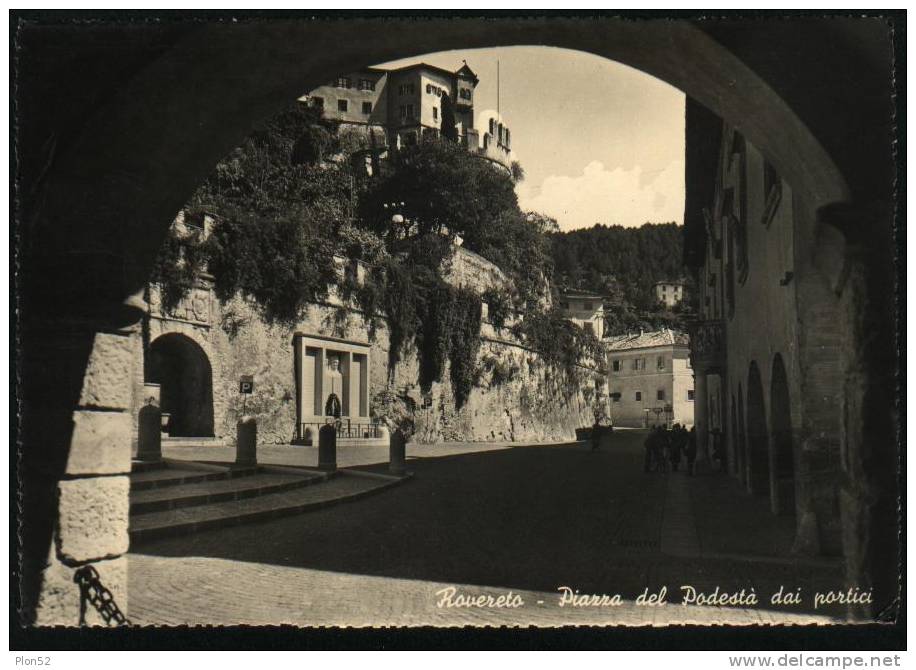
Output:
[161,438,546,470]
[131,430,849,626]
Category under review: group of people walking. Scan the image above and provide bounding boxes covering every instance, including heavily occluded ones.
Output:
[644,424,697,475]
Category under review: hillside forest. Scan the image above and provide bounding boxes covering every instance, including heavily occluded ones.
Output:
[548,223,695,335]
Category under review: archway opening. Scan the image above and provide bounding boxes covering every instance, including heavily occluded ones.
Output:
[746,362,769,498]
[770,354,795,516]
[146,333,215,437]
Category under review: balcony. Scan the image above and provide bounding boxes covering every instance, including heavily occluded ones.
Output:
[688,319,725,370]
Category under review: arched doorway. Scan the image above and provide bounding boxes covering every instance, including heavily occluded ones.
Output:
[146,333,215,437]
[770,354,795,516]
[746,362,770,499]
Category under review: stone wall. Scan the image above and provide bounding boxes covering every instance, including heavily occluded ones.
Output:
[133,250,595,447]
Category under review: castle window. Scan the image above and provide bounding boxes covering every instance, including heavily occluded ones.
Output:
[460,88,472,100]
[358,79,375,91]
[657,389,665,401]
[311,96,324,109]
[612,392,620,403]
[426,84,432,94]
[635,391,642,402]
[612,360,620,372]
[657,356,665,370]
[687,389,695,401]
[489,118,496,134]
[336,77,351,88]
[337,99,348,112]
[433,107,438,120]
[362,102,372,115]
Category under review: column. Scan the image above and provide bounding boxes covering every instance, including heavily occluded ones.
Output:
[341,350,352,417]
[694,368,709,465]
[20,253,143,626]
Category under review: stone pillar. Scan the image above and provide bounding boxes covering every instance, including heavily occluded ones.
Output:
[694,369,710,464]
[318,424,337,472]
[820,202,898,620]
[136,383,162,462]
[236,417,257,467]
[388,427,406,476]
[20,268,143,626]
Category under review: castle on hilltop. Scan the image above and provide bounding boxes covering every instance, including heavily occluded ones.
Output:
[301,61,513,172]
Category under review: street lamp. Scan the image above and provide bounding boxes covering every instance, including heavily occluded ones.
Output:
[383,201,408,239]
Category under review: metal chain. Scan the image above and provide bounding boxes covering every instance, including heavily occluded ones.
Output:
[73,565,131,627]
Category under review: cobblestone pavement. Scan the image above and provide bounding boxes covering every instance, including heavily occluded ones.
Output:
[132,431,851,626]
[128,554,834,627]
[162,438,550,470]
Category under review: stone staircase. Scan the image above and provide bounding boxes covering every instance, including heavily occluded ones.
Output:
[129,459,408,543]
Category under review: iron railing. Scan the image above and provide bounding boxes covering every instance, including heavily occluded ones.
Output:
[299,419,381,442]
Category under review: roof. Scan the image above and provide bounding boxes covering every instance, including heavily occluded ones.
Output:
[455,61,479,84]
[604,328,690,351]
[560,288,606,300]
[386,62,479,87]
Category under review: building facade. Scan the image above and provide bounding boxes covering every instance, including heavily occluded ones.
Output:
[605,329,694,428]
[654,280,686,308]
[684,98,845,556]
[302,61,513,171]
[558,289,606,339]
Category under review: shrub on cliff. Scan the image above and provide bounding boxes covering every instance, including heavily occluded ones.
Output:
[205,205,338,325]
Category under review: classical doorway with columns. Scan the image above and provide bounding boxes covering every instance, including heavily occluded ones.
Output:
[293,333,373,445]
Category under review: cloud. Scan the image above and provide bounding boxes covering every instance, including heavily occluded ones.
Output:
[516,159,685,231]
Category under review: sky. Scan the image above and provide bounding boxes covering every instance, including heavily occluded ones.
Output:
[379,46,685,232]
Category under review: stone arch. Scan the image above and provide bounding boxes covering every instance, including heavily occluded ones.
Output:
[770,353,795,516]
[146,332,215,437]
[17,19,897,625]
[746,361,769,498]
[27,19,874,314]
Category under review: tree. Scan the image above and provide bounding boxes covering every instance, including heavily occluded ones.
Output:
[206,204,338,325]
[359,135,518,241]
[440,93,459,142]
[181,102,372,325]
[548,222,690,336]
[510,160,525,183]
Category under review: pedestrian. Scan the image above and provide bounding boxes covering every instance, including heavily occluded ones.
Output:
[591,418,601,451]
[685,426,698,476]
[643,429,656,473]
[663,426,674,473]
[669,423,682,472]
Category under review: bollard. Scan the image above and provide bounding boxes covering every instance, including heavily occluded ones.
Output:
[318,424,337,472]
[236,416,257,467]
[389,427,407,476]
[136,383,162,462]
[136,404,162,462]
